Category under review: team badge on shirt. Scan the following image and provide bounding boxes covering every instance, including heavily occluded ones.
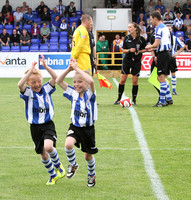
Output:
[86,101,91,109]
[45,94,49,103]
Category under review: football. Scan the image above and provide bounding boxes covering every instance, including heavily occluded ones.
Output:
[120,97,132,108]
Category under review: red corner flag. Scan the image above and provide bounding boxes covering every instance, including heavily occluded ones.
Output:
[97,73,113,89]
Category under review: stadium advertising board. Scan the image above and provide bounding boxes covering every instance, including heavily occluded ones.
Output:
[141,53,191,71]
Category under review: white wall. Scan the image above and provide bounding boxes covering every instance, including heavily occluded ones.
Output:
[0,0,80,11]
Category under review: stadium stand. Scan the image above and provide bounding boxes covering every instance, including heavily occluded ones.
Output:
[11,46,20,52]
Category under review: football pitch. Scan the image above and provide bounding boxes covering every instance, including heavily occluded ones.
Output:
[0,77,191,200]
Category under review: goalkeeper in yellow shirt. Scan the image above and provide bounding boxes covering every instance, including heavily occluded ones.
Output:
[71,14,93,73]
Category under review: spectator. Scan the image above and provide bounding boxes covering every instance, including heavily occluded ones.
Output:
[51,7,59,21]
[21,1,29,14]
[141,27,147,41]
[186,33,191,51]
[139,20,146,32]
[132,0,145,22]
[60,18,68,31]
[137,12,146,25]
[174,2,183,18]
[4,11,13,25]
[163,8,174,20]
[0,12,3,24]
[20,29,30,46]
[96,35,109,70]
[31,22,40,39]
[67,38,72,51]
[182,0,191,16]
[41,7,51,25]
[15,24,22,35]
[146,0,155,17]
[36,1,50,17]
[112,34,123,65]
[65,1,76,18]
[183,13,191,30]
[51,15,61,32]
[78,13,84,26]
[13,7,23,26]
[68,22,76,38]
[10,29,20,46]
[0,28,10,46]
[155,0,166,15]
[185,24,191,38]
[40,22,50,43]
[1,0,12,17]
[120,0,133,8]
[163,14,174,28]
[56,0,66,17]
[105,0,118,8]
[146,23,154,42]
[24,8,34,25]
[173,12,184,33]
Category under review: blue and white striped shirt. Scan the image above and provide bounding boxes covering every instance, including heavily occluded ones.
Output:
[155,23,171,52]
[20,82,55,124]
[171,35,185,55]
[63,85,98,127]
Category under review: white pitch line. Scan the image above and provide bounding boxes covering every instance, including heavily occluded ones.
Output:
[113,78,169,200]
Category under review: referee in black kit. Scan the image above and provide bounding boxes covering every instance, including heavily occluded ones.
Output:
[145,11,173,107]
[114,22,146,105]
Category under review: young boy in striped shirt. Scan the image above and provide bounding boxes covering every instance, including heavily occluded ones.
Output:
[56,58,98,187]
[18,55,65,185]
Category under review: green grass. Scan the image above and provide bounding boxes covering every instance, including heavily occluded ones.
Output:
[0,77,191,200]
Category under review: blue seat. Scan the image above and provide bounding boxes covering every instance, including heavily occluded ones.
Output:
[1,46,10,52]
[59,37,68,44]
[50,37,58,44]
[50,31,59,38]
[0,24,4,30]
[176,31,184,38]
[30,45,39,52]
[31,38,40,45]
[69,17,78,26]
[49,44,58,52]
[40,44,49,52]
[11,46,20,52]
[7,30,13,36]
[59,31,68,37]
[14,24,22,29]
[5,24,13,30]
[23,24,31,30]
[33,17,41,23]
[21,46,30,52]
[59,44,67,52]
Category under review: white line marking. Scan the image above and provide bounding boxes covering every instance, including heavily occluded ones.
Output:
[113,78,169,200]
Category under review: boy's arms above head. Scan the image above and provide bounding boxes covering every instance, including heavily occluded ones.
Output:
[18,61,37,93]
[40,55,57,87]
[70,58,95,93]
[56,65,73,91]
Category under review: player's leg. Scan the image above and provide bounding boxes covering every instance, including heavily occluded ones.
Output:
[40,148,58,185]
[171,72,177,95]
[65,136,79,178]
[44,139,65,179]
[132,75,138,105]
[85,153,96,187]
[114,74,128,104]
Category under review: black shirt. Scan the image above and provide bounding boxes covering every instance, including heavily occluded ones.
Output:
[0,33,9,43]
[123,34,146,61]
[186,39,191,50]
[10,33,20,43]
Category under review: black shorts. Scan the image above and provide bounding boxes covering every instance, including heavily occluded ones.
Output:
[66,123,98,154]
[121,58,141,76]
[30,120,57,154]
[157,51,171,76]
[169,56,178,73]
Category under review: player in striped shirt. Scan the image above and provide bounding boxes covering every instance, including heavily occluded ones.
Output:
[146,11,173,107]
[56,59,98,187]
[18,55,65,185]
[167,25,186,95]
